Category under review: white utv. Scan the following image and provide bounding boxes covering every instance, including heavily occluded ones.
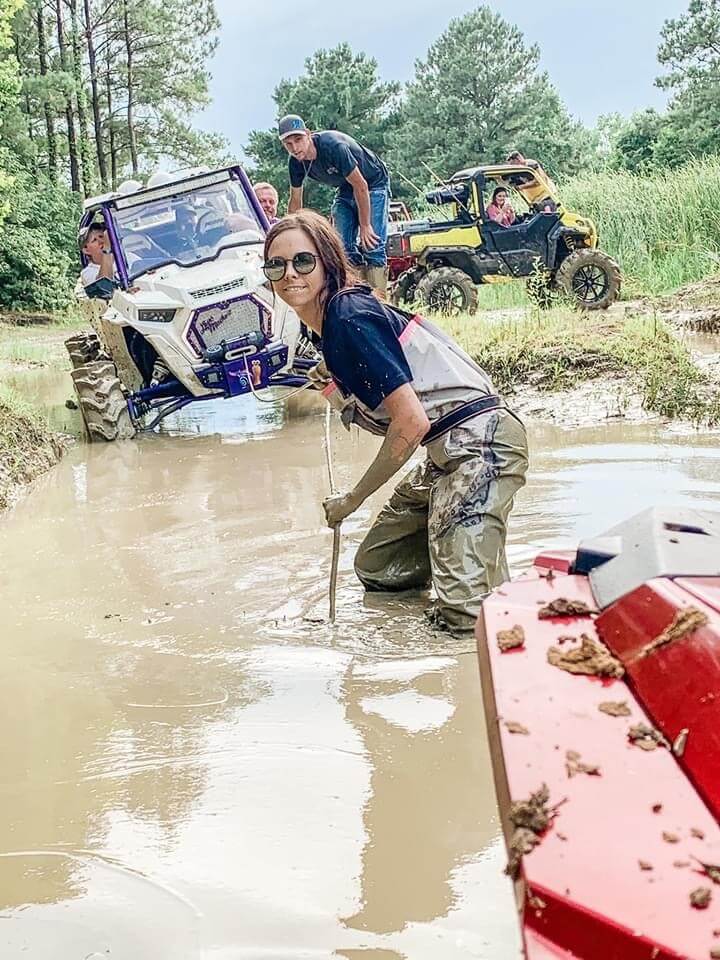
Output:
[68,165,312,440]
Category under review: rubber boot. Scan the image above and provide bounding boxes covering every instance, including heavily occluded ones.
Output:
[366,265,388,298]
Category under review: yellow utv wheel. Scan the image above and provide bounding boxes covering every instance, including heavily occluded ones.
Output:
[555,249,621,311]
[416,267,479,316]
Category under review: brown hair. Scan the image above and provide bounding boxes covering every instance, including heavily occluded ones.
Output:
[264,210,359,306]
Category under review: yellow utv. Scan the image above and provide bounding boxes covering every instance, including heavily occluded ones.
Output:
[387,162,621,314]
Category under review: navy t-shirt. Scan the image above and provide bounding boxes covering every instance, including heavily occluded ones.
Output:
[322,287,412,412]
[289,132,389,198]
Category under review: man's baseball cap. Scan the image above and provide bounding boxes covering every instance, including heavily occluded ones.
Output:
[278,115,308,140]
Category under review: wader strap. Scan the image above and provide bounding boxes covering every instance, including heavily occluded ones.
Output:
[422,394,503,446]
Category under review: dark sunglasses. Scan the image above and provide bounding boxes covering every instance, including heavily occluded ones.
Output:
[263,251,317,282]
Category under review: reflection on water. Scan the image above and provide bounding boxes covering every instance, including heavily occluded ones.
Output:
[1,383,720,958]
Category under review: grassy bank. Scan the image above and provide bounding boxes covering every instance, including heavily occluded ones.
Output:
[0,384,66,511]
[438,305,720,425]
[562,158,720,298]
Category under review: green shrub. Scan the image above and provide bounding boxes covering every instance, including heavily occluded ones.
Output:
[0,154,80,311]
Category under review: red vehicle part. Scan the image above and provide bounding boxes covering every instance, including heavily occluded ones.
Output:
[388,254,416,283]
[386,230,417,282]
[477,508,720,960]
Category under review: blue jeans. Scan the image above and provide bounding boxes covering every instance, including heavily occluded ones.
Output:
[332,185,389,268]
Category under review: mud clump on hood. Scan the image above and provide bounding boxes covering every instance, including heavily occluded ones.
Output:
[639,606,709,659]
[628,723,670,751]
[598,700,631,717]
[497,625,525,652]
[506,784,551,879]
[538,598,595,619]
[690,886,712,909]
[547,633,624,679]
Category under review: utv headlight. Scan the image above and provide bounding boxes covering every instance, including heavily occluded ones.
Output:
[138,308,176,323]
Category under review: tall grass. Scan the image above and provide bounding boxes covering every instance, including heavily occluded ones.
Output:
[563,158,720,297]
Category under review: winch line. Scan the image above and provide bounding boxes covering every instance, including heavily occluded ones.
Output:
[324,405,341,624]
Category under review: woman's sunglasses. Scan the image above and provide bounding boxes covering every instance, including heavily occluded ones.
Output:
[262,251,317,282]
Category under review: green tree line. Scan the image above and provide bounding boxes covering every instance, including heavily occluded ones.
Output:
[247,2,720,203]
[2,0,720,310]
[0,0,226,310]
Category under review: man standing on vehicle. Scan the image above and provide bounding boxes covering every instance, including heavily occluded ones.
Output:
[278,114,390,294]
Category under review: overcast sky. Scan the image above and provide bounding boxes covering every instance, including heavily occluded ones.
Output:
[199,0,689,160]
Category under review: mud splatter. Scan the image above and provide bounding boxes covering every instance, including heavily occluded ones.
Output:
[690,887,712,909]
[497,625,525,652]
[565,750,601,778]
[663,831,680,844]
[538,598,595,619]
[504,720,530,735]
[639,860,653,871]
[695,860,720,885]
[692,828,706,840]
[506,784,551,879]
[639,607,709,658]
[652,803,663,814]
[672,728,689,757]
[628,723,669,751]
[547,634,624,679]
[527,892,547,914]
[598,700,631,717]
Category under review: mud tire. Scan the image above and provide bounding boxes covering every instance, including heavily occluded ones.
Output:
[555,248,621,311]
[65,330,107,370]
[390,269,420,308]
[415,267,479,316]
[70,360,136,442]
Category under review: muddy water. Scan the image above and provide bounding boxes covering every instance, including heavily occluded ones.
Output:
[2,390,720,960]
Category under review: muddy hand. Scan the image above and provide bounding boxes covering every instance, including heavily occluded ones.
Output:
[323,492,358,527]
[308,358,331,390]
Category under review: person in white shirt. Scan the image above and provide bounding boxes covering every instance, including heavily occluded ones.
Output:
[79,224,116,289]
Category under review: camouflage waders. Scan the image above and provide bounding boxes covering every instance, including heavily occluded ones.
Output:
[354,407,528,633]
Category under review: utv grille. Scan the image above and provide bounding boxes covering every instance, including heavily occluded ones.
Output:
[190,278,246,300]
[186,294,269,357]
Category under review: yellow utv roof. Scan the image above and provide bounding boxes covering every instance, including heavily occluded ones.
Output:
[449,162,559,207]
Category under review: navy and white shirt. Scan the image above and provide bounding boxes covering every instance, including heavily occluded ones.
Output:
[321,287,493,429]
[289,132,389,199]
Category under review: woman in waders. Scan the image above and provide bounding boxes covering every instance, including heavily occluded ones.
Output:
[263,211,528,633]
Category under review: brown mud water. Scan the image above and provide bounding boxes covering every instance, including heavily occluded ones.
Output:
[1,337,720,955]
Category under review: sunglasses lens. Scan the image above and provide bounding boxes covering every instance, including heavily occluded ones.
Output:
[294,252,316,274]
[263,258,285,281]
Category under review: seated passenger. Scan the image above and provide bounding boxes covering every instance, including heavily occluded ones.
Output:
[166,203,200,257]
[253,181,279,224]
[486,187,516,227]
[79,224,117,292]
[225,210,260,233]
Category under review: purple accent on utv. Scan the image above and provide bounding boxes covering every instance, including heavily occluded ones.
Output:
[186,294,269,357]
[234,164,270,234]
[126,344,302,427]
[105,214,129,288]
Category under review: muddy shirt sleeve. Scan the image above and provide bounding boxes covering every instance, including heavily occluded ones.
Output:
[325,307,412,412]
